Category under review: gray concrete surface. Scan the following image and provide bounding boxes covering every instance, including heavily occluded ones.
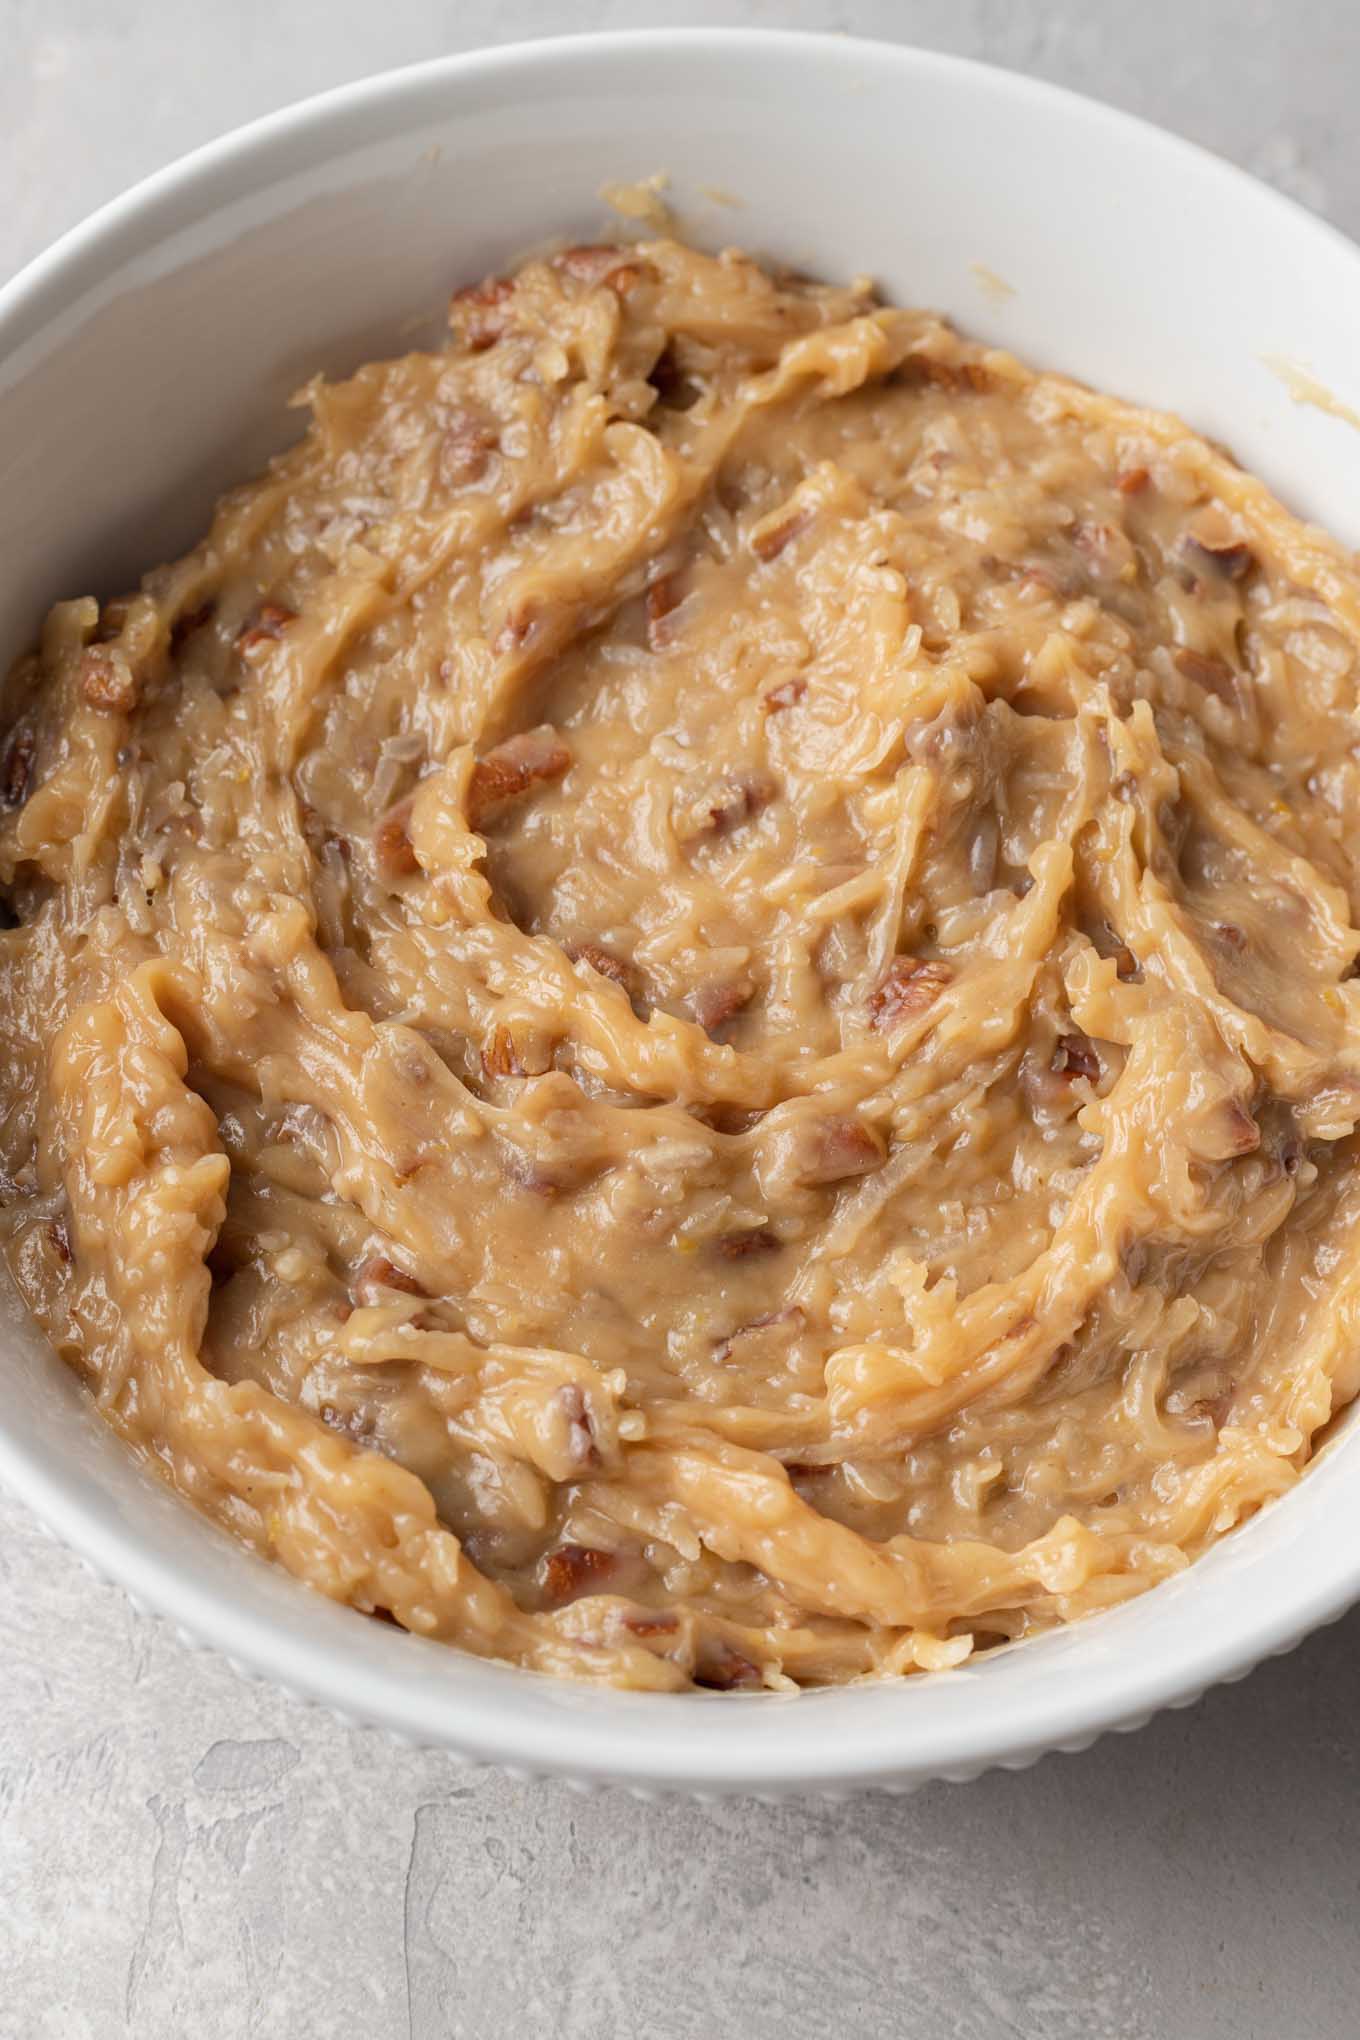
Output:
[3,4,1359,2034]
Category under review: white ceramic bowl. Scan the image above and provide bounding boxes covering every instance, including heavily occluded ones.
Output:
[4,29,1360,1797]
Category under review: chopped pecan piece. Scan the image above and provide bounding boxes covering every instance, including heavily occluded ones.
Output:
[482,1024,525,1081]
[1052,1033,1100,1082]
[691,978,753,1038]
[552,244,645,292]
[622,1607,679,1639]
[573,943,638,997]
[791,1114,886,1185]
[713,1306,804,1363]
[1091,919,1140,982]
[868,957,953,1028]
[1115,465,1150,495]
[373,799,419,878]
[1,726,34,808]
[750,505,812,562]
[48,1216,72,1265]
[1184,508,1254,580]
[79,645,139,714]
[557,1384,599,1469]
[694,1641,763,1691]
[450,275,515,350]
[440,410,497,486]
[1217,1102,1262,1156]
[493,604,539,656]
[645,572,685,650]
[542,1543,617,1605]
[1187,1388,1236,1428]
[697,772,776,837]
[467,725,571,830]
[355,1254,427,1303]
[762,676,807,712]
[1190,1100,1262,1162]
[236,602,297,661]
[897,354,993,395]
[714,1225,779,1260]
[1174,647,1238,702]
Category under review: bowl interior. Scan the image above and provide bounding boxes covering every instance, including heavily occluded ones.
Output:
[3,29,1360,1789]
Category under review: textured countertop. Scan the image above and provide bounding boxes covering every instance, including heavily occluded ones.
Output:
[4,5,1360,2035]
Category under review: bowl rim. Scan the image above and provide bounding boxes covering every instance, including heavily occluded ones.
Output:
[4,24,1360,1793]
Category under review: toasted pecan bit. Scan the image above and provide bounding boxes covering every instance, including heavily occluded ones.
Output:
[1052,1033,1100,1082]
[373,799,419,878]
[867,956,953,1029]
[467,725,571,829]
[645,572,685,650]
[543,1543,617,1605]
[1222,1103,1262,1155]
[552,244,646,292]
[482,1024,525,1081]
[897,354,993,396]
[691,978,753,1038]
[794,1114,887,1185]
[450,274,515,350]
[1187,1388,1236,1429]
[622,1607,679,1640]
[701,771,776,837]
[1188,539,1254,581]
[236,602,297,661]
[493,605,538,657]
[750,505,813,562]
[762,676,807,713]
[714,1225,779,1260]
[713,1305,804,1363]
[1184,509,1254,580]
[440,410,498,486]
[355,1254,427,1303]
[48,1216,72,1266]
[1,727,34,808]
[171,600,215,651]
[1174,647,1238,702]
[79,645,139,714]
[573,943,638,996]
[1072,520,1136,579]
[695,1641,763,1691]
[1115,466,1150,496]
[558,1384,600,1469]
